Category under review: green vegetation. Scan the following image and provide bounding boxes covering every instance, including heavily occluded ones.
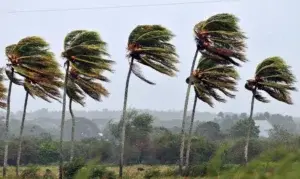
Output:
[0,12,298,179]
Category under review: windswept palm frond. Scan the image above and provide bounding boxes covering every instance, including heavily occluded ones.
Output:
[62,30,114,105]
[127,25,179,84]
[194,13,247,66]
[245,56,297,104]
[5,37,63,102]
[186,54,239,107]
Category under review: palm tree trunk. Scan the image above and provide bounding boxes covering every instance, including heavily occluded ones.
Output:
[2,69,14,178]
[185,94,197,170]
[16,92,29,177]
[69,99,75,162]
[244,88,256,164]
[179,48,198,174]
[59,61,70,179]
[119,58,134,178]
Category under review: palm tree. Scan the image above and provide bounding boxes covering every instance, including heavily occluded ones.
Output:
[244,56,297,163]
[179,13,247,173]
[184,55,239,171]
[60,30,113,179]
[4,37,63,177]
[67,68,113,162]
[0,69,7,109]
[119,25,179,178]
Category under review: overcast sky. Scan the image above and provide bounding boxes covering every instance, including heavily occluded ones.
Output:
[0,0,299,116]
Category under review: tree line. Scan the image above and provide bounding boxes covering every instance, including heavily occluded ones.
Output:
[0,13,297,178]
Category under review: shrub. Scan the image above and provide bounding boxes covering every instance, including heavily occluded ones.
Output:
[89,166,116,179]
[43,169,55,179]
[184,164,208,177]
[144,168,161,179]
[20,165,40,179]
[63,158,85,179]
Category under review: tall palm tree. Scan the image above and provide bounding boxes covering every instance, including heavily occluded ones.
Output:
[3,37,63,177]
[244,56,297,163]
[60,30,113,179]
[184,55,239,170]
[67,68,112,161]
[119,25,179,178]
[179,13,247,173]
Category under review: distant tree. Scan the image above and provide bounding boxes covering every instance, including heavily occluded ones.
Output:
[194,121,223,141]
[179,13,247,174]
[120,25,179,178]
[229,119,259,139]
[244,56,297,163]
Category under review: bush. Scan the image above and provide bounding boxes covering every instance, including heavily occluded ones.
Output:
[89,166,116,179]
[184,164,208,177]
[20,165,40,179]
[144,168,161,179]
[63,158,85,179]
[43,169,55,179]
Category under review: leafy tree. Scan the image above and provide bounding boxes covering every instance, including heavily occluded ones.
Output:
[179,13,247,174]
[195,121,223,141]
[244,56,297,163]
[4,37,63,177]
[60,30,114,178]
[184,55,239,170]
[229,119,259,139]
[119,25,179,178]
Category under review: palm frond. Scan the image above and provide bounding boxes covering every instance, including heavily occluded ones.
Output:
[127,25,179,84]
[187,55,239,107]
[5,37,63,103]
[246,56,297,104]
[63,30,114,105]
[194,13,247,66]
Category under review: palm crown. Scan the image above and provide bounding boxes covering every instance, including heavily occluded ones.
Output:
[186,54,239,107]
[245,56,297,104]
[62,30,114,105]
[194,13,247,66]
[127,25,179,84]
[5,37,63,102]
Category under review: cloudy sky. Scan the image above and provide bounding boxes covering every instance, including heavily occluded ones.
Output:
[0,0,299,116]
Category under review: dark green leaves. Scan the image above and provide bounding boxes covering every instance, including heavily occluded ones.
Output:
[194,13,247,66]
[5,37,63,102]
[246,56,297,104]
[127,25,179,84]
[63,30,114,105]
[186,54,239,107]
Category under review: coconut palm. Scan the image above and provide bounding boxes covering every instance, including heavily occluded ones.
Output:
[179,13,247,173]
[67,68,112,161]
[0,69,7,109]
[119,25,179,178]
[244,56,297,163]
[60,30,113,179]
[184,55,239,170]
[4,37,63,177]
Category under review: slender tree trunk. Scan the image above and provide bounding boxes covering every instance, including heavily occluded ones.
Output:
[179,48,198,174]
[119,58,134,178]
[59,61,70,179]
[16,92,29,177]
[3,69,14,178]
[244,88,256,164]
[69,99,75,162]
[185,94,197,170]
